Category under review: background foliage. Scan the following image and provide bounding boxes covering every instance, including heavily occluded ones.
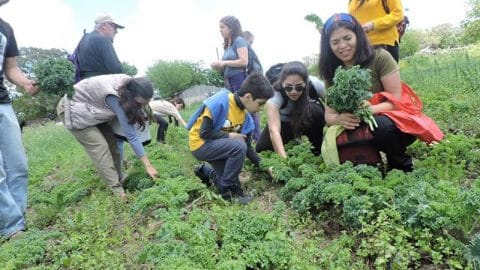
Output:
[146,60,223,98]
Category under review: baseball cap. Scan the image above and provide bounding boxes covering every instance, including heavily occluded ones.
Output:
[94,14,125,29]
[0,0,10,6]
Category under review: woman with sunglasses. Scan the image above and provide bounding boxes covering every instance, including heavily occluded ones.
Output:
[256,61,325,158]
[57,74,158,198]
[319,13,415,172]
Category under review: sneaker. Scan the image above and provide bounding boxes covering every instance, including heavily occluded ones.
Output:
[194,164,212,186]
[229,185,254,205]
[232,194,254,205]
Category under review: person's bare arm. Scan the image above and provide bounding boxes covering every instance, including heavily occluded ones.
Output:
[266,103,287,158]
[4,57,38,95]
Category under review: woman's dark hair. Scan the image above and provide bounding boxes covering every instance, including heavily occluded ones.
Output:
[319,13,373,86]
[220,15,243,49]
[118,77,154,129]
[274,61,311,137]
[170,97,185,109]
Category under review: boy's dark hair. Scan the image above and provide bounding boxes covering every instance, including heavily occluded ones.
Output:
[237,72,274,100]
[319,14,373,86]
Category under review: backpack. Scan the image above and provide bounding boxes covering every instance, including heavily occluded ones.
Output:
[67,51,81,84]
[246,45,263,74]
[381,0,409,42]
[68,30,86,83]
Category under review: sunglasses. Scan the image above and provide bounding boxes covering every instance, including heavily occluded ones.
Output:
[283,85,306,92]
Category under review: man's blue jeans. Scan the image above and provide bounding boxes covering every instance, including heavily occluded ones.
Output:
[0,104,28,237]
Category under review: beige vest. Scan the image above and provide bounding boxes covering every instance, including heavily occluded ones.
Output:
[62,74,131,129]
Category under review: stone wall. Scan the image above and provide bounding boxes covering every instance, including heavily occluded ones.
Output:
[179,85,221,105]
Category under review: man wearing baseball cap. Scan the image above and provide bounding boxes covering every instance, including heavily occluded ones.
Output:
[75,14,125,80]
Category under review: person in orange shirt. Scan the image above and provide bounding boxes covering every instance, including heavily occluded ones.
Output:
[348,0,404,62]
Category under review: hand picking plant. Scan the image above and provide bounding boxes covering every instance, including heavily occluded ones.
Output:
[326,65,378,130]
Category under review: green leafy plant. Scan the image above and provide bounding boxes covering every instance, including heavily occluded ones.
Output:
[326,65,377,130]
[32,57,75,97]
[304,13,323,33]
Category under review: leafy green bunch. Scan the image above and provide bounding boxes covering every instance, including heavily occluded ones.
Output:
[326,65,378,130]
[304,13,323,32]
[32,57,75,97]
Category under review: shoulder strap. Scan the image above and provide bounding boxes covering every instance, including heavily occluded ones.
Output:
[73,30,87,54]
[381,0,390,14]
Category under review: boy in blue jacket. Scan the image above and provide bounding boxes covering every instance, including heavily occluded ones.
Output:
[187,73,273,204]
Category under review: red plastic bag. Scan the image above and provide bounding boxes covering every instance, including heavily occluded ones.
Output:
[369,82,444,143]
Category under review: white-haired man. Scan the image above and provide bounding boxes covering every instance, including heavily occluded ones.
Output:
[76,14,125,80]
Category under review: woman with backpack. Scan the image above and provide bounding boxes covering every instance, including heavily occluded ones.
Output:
[319,13,418,172]
[348,0,405,62]
[210,15,248,92]
[255,61,326,158]
[211,16,264,141]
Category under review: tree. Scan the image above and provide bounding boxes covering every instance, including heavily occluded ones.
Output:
[400,31,421,59]
[33,57,75,97]
[205,69,224,87]
[303,54,319,75]
[13,57,75,120]
[146,60,209,97]
[430,24,463,49]
[11,47,73,121]
[17,47,68,75]
[461,0,480,44]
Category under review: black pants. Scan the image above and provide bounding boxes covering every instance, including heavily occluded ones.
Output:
[153,114,169,142]
[256,102,325,155]
[372,115,416,171]
[376,43,399,62]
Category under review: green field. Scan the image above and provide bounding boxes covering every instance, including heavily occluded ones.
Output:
[1,49,480,269]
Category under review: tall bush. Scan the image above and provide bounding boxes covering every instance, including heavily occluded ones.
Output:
[146,60,210,97]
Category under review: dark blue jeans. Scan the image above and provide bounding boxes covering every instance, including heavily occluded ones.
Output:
[192,138,247,189]
[226,72,247,93]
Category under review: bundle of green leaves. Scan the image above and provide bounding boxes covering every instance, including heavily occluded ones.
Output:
[326,65,378,130]
[32,57,75,97]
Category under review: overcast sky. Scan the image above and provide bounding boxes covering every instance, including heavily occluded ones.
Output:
[0,0,470,75]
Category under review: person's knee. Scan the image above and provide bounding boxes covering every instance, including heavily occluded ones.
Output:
[373,115,396,135]
[255,143,263,153]
[230,139,247,156]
